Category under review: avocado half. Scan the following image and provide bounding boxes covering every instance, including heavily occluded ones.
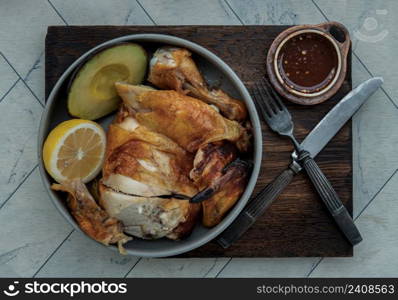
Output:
[67,43,148,120]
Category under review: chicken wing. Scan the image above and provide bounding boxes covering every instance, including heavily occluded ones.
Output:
[51,180,131,253]
[201,159,250,227]
[148,47,248,121]
[189,142,251,227]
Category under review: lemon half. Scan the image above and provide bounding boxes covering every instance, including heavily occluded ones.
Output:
[43,119,106,183]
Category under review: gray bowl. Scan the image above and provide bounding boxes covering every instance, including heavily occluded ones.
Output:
[38,34,262,257]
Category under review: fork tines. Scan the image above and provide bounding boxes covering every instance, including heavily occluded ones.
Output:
[253,77,286,115]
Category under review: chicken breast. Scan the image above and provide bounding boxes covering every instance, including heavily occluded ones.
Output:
[115,82,250,153]
[99,185,199,239]
[100,104,200,239]
[103,105,198,198]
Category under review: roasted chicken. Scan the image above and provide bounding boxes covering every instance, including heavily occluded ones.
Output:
[99,104,200,239]
[49,45,254,252]
[190,142,250,226]
[115,83,250,153]
[113,82,251,229]
[148,47,248,121]
[103,106,198,197]
[99,184,199,239]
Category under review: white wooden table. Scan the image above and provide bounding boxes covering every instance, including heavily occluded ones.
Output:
[0,0,397,278]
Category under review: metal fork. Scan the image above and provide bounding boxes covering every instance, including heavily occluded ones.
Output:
[253,78,302,152]
[251,77,362,245]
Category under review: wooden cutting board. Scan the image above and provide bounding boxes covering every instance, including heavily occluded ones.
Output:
[45,26,352,257]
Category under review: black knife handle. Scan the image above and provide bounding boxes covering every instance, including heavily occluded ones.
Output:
[217,166,297,249]
[299,150,362,245]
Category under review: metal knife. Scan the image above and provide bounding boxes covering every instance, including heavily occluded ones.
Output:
[217,77,383,249]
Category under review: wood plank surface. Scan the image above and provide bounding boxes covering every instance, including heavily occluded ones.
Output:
[45,25,352,257]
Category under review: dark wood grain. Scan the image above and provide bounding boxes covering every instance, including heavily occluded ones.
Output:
[45,26,352,257]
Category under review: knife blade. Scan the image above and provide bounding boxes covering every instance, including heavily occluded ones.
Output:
[217,77,383,249]
[301,77,384,158]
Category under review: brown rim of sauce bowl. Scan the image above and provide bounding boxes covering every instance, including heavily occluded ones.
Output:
[267,22,351,105]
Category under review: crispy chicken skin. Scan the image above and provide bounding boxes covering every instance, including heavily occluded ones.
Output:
[189,141,237,187]
[104,112,197,198]
[114,82,252,228]
[100,104,200,239]
[51,180,131,253]
[201,160,250,227]
[115,82,250,153]
[190,142,250,227]
[148,47,248,121]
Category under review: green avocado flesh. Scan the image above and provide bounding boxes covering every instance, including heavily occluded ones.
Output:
[68,43,148,120]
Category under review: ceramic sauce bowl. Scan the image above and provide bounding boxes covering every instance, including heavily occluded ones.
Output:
[267,22,350,105]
